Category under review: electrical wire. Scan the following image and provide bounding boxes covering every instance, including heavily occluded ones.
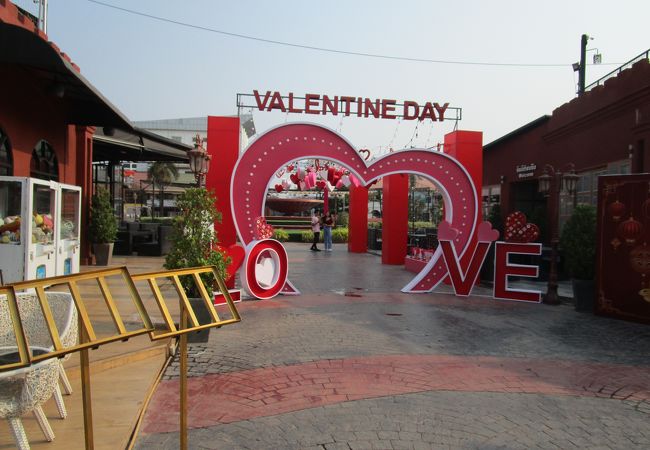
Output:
[85,0,622,68]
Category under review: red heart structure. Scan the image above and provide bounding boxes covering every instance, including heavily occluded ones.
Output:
[289,173,300,185]
[316,180,326,190]
[214,244,246,282]
[254,216,275,240]
[274,184,284,193]
[231,124,478,294]
[504,211,539,243]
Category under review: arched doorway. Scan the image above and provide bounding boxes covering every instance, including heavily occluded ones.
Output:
[0,126,13,175]
[30,140,59,181]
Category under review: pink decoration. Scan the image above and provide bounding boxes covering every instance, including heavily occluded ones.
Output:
[254,216,274,240]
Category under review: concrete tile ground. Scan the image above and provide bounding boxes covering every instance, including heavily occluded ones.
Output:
[135,243,650,449]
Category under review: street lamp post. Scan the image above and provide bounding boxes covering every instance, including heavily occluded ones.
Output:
[538,164,579,305]
[189,134,212,187]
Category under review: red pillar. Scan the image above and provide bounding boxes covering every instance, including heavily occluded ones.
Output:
[206,117,240,288]
[443,130,483,270]
[76,126,94,265]
[348,185,368,253]
[206,116,240,249]
[382,174,409,265]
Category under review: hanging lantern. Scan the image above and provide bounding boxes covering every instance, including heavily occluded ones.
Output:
[617,217,643,246]
[630,243,650,274]
[607,200,626,221]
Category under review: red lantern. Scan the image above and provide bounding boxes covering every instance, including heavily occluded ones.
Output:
[617,217,643,246]
[630,243,650,274]
[607,200,626,221]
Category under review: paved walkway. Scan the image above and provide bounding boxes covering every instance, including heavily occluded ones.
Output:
[136,243,650,449]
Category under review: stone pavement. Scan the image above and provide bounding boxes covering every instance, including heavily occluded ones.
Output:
[135,243,650,449]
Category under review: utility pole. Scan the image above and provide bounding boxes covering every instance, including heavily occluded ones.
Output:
[36,0,48,34]
[577,34,589,95]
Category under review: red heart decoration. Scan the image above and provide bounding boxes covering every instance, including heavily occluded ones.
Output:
[358,149,371,160]
[274,184,284,193]
[215,244,245,282]
[504,211,539,243]
[254,216,274,240]
[316,180,326,190]
[287,164,295,171]
[231,125,479,294]
[289,173,300,185]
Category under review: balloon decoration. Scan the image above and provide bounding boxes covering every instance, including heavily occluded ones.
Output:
[504,211,540,243]
[275,159,352,193]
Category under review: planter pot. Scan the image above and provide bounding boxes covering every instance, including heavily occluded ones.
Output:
[93,243,114,266]
[572,278,595,312]
[187,297,211,343]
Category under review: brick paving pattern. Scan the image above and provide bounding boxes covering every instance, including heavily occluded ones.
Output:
[136,243,650,449]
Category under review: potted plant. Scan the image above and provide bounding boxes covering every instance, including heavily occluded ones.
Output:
[88,188,118,265]
[560,204,597,312]
[165,188,229,342]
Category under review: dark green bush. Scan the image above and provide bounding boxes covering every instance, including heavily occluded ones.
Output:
[560,205,596,280]
[89,188,117,243]
[164,188,228,297]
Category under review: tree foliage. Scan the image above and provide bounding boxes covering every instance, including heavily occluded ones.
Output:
[164,188,228,297]
[88,188,117,244]
[148,162,179,217]
[560,204,596,280]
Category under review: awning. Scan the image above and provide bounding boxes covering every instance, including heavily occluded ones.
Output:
[0,21,132,129]
[93,127,190,162]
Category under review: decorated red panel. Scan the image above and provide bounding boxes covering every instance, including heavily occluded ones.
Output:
[597,174,650,324]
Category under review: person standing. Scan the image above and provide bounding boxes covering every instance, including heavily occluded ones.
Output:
[310,210,321,251]
[323,212,335,251]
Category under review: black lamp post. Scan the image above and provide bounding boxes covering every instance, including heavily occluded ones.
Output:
[538,164,579,304]
[189,134,212,187]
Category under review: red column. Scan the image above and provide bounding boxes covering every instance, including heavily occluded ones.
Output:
[443,130,484,271]
[76,126,95,265]
[348,185,368,253]
[206,116,240,249]
[382,174,409,265]
[206,117,240,288]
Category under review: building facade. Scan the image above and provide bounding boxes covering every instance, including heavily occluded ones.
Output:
[483,54,650,240]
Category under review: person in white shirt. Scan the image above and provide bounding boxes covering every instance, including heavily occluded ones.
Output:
[310,210,321,251]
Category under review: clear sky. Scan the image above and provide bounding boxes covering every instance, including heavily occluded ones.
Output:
[15,0,649,153]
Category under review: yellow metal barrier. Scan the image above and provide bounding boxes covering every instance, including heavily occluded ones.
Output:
[0,285,30,371]
[0,265,241,450]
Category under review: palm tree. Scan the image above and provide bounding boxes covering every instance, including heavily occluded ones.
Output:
[147,162,179,217]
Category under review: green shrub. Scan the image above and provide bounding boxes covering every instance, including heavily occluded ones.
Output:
[336,212,349,227]
[89,188,118,243]
[368,221,382,229]
[301,230,323,243]
[560,205,596,280]
[164,188,228,297]
[273,229,290,242]
[332,227,348,243]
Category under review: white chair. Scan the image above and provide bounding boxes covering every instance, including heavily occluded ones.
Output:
[0,291,78,448]
[0,346,60,450]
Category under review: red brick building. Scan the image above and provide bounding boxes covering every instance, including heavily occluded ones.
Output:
[483,54,650,240]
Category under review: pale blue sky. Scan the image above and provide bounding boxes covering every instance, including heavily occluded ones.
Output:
[15,0,649,152]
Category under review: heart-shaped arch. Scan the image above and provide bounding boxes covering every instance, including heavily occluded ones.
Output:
[231,123,478,294]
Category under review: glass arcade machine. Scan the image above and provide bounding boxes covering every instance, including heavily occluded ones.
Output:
[0,177,57,284]
[56,183,82,276]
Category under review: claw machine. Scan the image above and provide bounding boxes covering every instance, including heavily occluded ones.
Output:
[56,183,81,276]
[0,176,57,284]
